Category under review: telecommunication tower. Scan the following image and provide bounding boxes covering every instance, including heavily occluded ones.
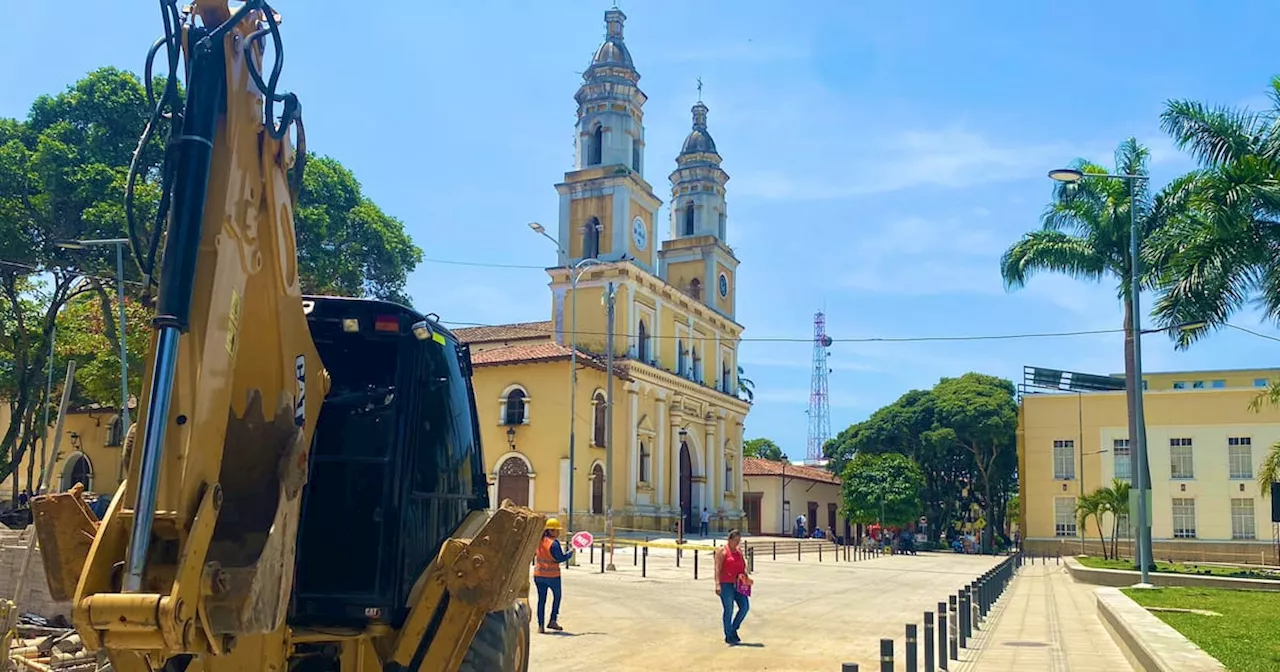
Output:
[806,311,833,464]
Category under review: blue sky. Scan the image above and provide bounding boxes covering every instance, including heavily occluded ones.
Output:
[4,1,1280,456]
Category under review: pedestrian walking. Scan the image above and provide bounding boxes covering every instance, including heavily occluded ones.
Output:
[700,507,710,537]
[533,518,573,633]
[714,528,752,645]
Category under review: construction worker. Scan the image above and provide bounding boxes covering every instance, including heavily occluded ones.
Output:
[534,518,574,633]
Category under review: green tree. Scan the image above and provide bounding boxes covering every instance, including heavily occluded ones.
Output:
[1000,139,1190,515]
[1150,78,1280,344]
[736,365,754,403]
[294,155,423,304]
[1076,490,1109,560]
[839,452,925,528]
[929,373,1019,551]
[743,437,786,461]
[1100,478,1132,560]
[54,293,150,407]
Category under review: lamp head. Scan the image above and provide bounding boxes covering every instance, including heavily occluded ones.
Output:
[1048,168,1085,183]
[55,239,87,250]
[527,222,546,234]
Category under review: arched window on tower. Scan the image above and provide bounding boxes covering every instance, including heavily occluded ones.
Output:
[718,212,727,239]
[676,340,686,376]
[503,389,526,425]
[631,137,641,172]
[722,361,731,393]
[582,217,601,259]
[691,347,701,382]
[637,319,649,362]
[593,392,607,447]
[683,202,695,236]
[689,278,702,300]
[588,125,603,166]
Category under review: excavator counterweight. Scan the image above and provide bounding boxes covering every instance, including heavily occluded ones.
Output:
[30,3,540,670]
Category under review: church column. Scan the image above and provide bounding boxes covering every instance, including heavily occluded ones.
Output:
[656,392,668,509]
[669,411,685,510]
[716,412,727,510]
[703,417,716,513]
[627,382,640,505]
[735,420,745,514]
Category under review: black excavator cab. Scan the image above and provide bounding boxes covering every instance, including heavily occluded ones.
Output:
[290,295,490,627]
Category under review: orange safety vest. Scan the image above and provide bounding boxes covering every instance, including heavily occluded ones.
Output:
[534,537,561,578]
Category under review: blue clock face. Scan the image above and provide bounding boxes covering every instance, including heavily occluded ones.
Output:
[718,273,729,298]
[632,217,647,251]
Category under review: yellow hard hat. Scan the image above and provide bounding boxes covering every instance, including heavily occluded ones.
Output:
[545,518,563,531]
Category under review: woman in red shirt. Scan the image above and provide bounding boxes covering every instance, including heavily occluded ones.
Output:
[714,528,751,644]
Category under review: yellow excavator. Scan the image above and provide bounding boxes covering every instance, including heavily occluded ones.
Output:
[29,1,542,670]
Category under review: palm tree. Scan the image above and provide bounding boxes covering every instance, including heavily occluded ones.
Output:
[1250,382,1280,496]
[736,365,754,403]
[1075,491,1109,559]
[1099,479,1132,560]
[1001,138,1186,496]
[1149,77,1280,344]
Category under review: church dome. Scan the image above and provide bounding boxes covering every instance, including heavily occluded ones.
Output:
[592,39,633,69]
[679,101,719,156]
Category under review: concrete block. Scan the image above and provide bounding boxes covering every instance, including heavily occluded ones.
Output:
[1096,587,1225,672]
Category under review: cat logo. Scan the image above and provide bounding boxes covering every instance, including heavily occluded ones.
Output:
[294,355,306,427]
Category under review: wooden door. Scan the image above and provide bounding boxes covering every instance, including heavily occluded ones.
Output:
[591,463,604,514]
[497,457,529,508]
[744,493,763,536]
[679,442,693,533]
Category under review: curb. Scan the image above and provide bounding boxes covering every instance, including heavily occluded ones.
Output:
[1095,587,1225,672]
[1065,556,1280,592]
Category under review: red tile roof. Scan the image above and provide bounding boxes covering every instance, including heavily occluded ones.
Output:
[453,321,553,344]
[469,342,630,378]
[742,457,841,485]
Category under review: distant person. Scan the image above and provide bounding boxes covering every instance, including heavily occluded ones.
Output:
[533,518,573,633]
[714,529,752,645]
[700,507,710,536]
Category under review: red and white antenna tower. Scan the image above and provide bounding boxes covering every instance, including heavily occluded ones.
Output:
[806,311,833,463]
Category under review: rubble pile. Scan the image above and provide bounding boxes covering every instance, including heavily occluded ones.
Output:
[7,619,97,671]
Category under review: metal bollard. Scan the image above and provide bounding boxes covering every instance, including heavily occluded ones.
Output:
[642,546,648,577]
[938,602,949,670]
[773,541,777,560]
[634,544,638,566]
[947,596,958,662]
[798,542,802,561]
[749,546,755,572]
[695,549,699,580]
[677,544,681,568]
[820,544,823,562]
[959,589,969,648]
[601,542,606,573]
[590,543,595,564]
[880,638,894,672]
[842,665,859,672]
[924,612,935,672]
[906,623,918,672]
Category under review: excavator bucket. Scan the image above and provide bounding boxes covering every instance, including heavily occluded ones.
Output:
[31,485,101,603]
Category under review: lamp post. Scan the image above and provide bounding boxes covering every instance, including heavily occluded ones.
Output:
[528,222,604,540]
[1047,168,1153,584]
[56,238,133,452]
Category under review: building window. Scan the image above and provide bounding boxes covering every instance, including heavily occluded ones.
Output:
[582,217,600,259]
[1229,437,1253,480]
[637,319,649,362]
[106,414,125,447]
[676,340,687,376]
[639,442,650,483]
[1255,378,1269,388]
[1231,498,1256,540]
[1172,381,1187,389]
[1192,380,1205,389]
[689,278,702,300]
[593,392,607,447]
[503,389,527,425]
[1142,379,1148,390]
[1054,497,1077,537]
[631,137,641,172]
[1212,379,1226,388]
[683,202,695,235]
[691,347,701,382]
[724,454,733,493]
[588,125,603,166]
[1053,439,1075,480]
[1170,437,1194,479]
[718,212,726,239]
[722,361,731,393]
[1115,513,1131,539]
[1113,439,1131,481]
[1172,498,1197,538]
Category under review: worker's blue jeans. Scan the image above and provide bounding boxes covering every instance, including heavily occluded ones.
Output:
[718,582,749,638]
[534,576,562,627]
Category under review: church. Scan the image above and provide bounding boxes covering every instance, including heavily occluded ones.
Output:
[454,8,752,535]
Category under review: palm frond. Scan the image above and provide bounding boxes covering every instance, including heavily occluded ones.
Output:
[1161,99,1264,167]
[1000,230,1109,291]
[1259,440,1280,496]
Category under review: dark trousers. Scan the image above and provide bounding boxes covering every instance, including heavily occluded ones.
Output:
[718,582,750,638]
[700,521,709,536]
[534,576,562,627]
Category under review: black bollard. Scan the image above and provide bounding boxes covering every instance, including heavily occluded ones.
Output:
[749,546,755,572]
[924,612,935,672]
[773,541,777,560]
[820,544,823,562]
[601,542,606,574]
[906,623,918,672]
[695,549,699,580]
[642,546,648,577]
[590,543,595,564]
[938,602,949,670]
[677,544,681,568]
[842,665,859,672]
[634,544,638,566]
[880,638,894,672]
[798,542,802,561]
[959,588,970,644]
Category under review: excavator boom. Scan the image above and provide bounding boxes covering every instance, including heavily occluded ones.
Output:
[30,2,541,670]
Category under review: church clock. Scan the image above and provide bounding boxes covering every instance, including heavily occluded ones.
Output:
[632,216,647,250]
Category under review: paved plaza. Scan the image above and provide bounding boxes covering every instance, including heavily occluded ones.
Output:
[528,546,1004,671]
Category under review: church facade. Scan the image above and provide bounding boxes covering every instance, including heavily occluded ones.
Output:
[455,8,751,534]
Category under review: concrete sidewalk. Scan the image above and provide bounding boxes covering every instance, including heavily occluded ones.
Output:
[952,562,1132,671]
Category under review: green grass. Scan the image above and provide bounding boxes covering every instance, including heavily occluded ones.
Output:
[1121,586,1280,672]
[1076,555,1280,581]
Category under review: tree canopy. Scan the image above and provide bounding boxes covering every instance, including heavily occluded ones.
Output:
[743,437,786,462]
[839,452,925,527]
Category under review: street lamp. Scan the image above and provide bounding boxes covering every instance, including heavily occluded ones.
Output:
[528,222,605,541]
[1048,168,1154,585]
[56,238,133,459]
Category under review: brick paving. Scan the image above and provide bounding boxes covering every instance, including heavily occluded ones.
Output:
[951,561,1133,672]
